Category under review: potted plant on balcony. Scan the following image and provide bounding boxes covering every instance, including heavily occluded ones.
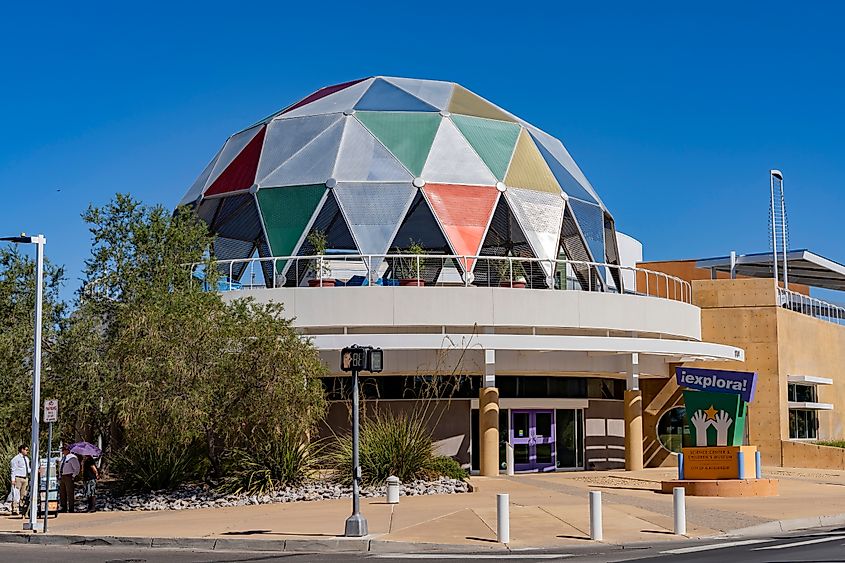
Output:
[395,241,426,287]
[497,256,528,288]
[306,230,335,287]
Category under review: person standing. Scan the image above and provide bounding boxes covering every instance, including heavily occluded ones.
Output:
[58,445,80,513]
[9,445,30,516]
[82,456,99,512]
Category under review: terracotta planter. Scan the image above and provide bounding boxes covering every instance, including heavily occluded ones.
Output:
[399,278,425,287]
[500,281,527,288]
[308,278,336,287]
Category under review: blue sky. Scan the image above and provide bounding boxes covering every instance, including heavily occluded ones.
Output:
[1,2,843,300]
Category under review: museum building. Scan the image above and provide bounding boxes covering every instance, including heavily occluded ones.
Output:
[179,76,746,474]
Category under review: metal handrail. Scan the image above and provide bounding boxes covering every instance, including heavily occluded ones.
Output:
[189,254,693,304]
[777,286,845,326]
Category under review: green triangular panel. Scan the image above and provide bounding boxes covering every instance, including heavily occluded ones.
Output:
[257,185,327,273]
[355,112,441,176]
[451,115,520,180]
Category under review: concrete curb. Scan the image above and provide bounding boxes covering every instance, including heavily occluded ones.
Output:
[726,512,845,537]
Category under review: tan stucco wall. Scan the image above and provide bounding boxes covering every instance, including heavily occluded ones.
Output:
[781,441,845,470]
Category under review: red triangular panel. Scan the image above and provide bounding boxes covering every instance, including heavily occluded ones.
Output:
[422,183,498,271]
[281,77,369,115]
[205,126,267,197]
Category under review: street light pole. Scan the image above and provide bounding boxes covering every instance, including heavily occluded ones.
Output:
[2,234,46,532]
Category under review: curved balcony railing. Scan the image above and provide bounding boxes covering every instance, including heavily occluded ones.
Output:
[190,254,692,304]
[778,286,845,326]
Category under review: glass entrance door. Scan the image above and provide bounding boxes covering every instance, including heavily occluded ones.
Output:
[511,410,556,472]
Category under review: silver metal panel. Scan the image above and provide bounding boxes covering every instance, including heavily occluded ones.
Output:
[332,116,413,182]
[568,198,605,263]
[203,124,264,194]
[179,148,222,206]
[333,182,416,256]
[504,187,565,277]
[421,118,496,185]
[281,78,374,118]
[257,120,344,188]
[384,77,454,110]
[521,123,604,208]
[256,113,343,184]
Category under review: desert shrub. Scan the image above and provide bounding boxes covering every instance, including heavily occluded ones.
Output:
[816,440,845,448]
[328,410,465,486]
[1,437,19,498]
[425,455,468,480]
[218,431,322,495]
[110,441,205,493]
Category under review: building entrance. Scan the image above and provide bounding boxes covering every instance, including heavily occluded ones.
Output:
[511,410,556,472]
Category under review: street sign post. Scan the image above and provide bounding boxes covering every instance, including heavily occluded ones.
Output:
[42,399,57,532]
[340,345,383,538]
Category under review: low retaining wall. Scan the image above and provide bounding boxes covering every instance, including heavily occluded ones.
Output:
[781,440,845,470]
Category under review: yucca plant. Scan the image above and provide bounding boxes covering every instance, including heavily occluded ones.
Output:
[218,431,322,495]
[110,441,205,493]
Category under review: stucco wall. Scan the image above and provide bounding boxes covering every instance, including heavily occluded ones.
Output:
[781,441,845,470]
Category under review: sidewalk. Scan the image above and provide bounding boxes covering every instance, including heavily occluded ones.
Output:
[3,467,845,550]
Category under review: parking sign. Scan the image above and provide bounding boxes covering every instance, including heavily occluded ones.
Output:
[44,399,58,423]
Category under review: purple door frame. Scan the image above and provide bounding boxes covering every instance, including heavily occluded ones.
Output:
[510,409,556,472]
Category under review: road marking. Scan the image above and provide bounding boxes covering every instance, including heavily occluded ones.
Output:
[660,539,771,554]
[373,554,572,559]
[752,535,845,550]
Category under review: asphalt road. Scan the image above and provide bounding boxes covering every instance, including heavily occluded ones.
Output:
[3,527,845,562]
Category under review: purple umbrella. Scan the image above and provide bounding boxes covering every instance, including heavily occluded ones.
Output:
[69,441,101,457]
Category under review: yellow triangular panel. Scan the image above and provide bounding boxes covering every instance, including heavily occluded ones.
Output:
[504,129,561,194]
[448,85,516,122]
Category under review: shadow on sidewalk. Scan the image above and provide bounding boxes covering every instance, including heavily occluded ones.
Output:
[222,530,337,538]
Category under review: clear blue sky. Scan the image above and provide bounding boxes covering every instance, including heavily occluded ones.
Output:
[1,2,843,301]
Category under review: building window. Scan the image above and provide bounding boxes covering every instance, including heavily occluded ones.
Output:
[656,406,690,453]
[789,409,818,439]
[788,384,817,403]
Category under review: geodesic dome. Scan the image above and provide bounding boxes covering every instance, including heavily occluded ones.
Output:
[179,76,622,289]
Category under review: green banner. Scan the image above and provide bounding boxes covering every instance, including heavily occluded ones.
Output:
[683,390,746,447]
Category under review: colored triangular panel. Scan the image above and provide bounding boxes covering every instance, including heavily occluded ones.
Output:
[504,187,565,278]
[389,192,450,252]
[257,120,344,188]
[334,182,416,257]
[213,194,264,244]
[448,85,516,122]
[530,131,597,204]
[524,124,602,206]
[204,124,265,194]
[451,115,520,181]
[354,78,439,112]
[257,185,327,272]
[205,125,266,197]
[422,184,499,271]
[282,77,369,115]
[504,129,561,194]
[568,198,605,264]
[332,117,414,182]
[421,119,497,185]
[384,77,454,110]
[179,148,222,206]
[355,112,440,176]
[256,113,343,184]
[282,78,374,118]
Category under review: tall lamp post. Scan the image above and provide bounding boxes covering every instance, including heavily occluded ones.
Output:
[1,234,47,532]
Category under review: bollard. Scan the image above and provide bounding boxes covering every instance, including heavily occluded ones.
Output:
[678,453,684,480]
[506,443,515,476]
[737,451,745,479]
[755,451,762,479]
[673,487,686,535]
[589,491,603,541]
[386,475,400,504]
[497,493,510,544]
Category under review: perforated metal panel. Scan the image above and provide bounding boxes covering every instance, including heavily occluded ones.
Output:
[384,77,454,110]
[451,115,520,181]
[355,78,439,112]
[421,119,496,185]
[257,120,343,188]
[204,124,264,194]
[523,124,602,206]
[282,78,374,118]
[180,149,221,206]
[212,194,252,229]
[448,85,516,122]
[213,237,255,281]
[333,182,416,257]
[356,112,441,177]
[568,198,605,264]
[256,113,343,184]
[332,116,413,182]
[531,133,597,204]
[560,205,596,290]
[205,125,266,197]
[504,187,564,277]
[257,185,327,260]
[423,184,498,270]
[505,129,561,194]
[281,77,369,116]
[214,195,264,244]
[603,212,623,291]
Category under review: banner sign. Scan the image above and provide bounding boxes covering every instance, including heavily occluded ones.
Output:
[675,367,757,403]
